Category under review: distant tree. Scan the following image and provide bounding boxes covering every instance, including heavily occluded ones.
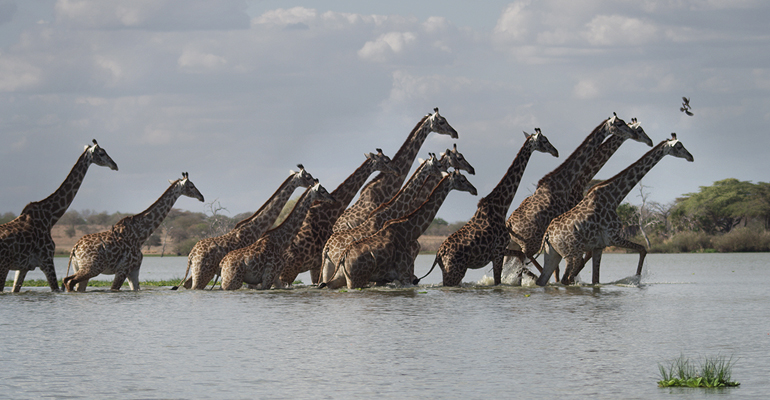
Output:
[145,233,162,251]
[203,199,234,238]
[0,212,16,224]
[672,179,754,234]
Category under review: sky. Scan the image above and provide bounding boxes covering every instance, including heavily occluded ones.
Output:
[1,0,768,223]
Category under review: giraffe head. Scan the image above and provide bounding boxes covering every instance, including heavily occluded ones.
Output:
[364,148,398,175]
[626,118,653,147]
[524,127,559,158]
[440,143,476,175]
[604,112,638,141]
[445,170,478,196]
[289,164,316,188]
[424,107,459,139]
[85,139,119,171]
[308,180,336,204]
[420,152,447,177]
[175,172,205,202]
[662,133,694,162]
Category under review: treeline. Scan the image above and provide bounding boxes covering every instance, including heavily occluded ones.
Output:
[3,178,768,255]
[616,178,770,253]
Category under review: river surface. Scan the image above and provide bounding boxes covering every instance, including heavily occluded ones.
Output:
[2,253,769,399]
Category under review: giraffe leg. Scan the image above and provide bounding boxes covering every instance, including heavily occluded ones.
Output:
[111,272,127,291]
[309,267,321,285]
[127,267,141,291]
[610,238,647,277]
[492,253,503,285]
[560,256,584,285]
[591,249,603,285]
[12,270,28,293]
[536,241,562,287]
[0,263,9,292]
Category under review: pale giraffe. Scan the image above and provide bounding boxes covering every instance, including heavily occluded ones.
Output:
[423,128,559,286]
[319,153,446,288]
[279,145,475,286]
[277,149,397,286]
[0,140,118,292]
[538,133,693,286]
[63,173,204,291]
[179,165,315,290]
[504,114,639,278]
[220,181,335,290]
[321,170,477,289]
[332,108,458,233]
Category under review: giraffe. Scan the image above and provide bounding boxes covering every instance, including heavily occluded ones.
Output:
[62,173,204,291]
[179,165,315,290]
[279,145,475,286]
[423,128,559,286]
[538,133,693,286]
[318,153,446,288]
[543,118,653,282]
[0,139,118,292]
[322,170,477,289]
[503,114,639,279]
[220,181,335,290]
[331,108,458,233]
[276,149,397,286]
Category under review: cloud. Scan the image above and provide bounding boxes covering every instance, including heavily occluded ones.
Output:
[583,14,659,46]
[0,54,41,91]
[358,31,417,62]
[493,1,532,43]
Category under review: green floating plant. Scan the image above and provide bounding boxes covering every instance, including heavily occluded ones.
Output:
[658,354,740,388]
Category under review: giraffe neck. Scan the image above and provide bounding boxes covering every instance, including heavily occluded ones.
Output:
[388,175,455,241]
[590,140,668,209]
[115,180,183,244]
[359,115,432,202]
[232,175,301,240]
[25,148,91,228]
[368,161,436,223]
[568,134,628,206]
[263,188,315,247]
[538,119,610,195]
[328,159,379,214]
[481,139,536,217]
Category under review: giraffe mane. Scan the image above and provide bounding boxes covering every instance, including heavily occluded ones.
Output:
[232,173,295,230]
[584,139,668,196]
[536,118,608,187]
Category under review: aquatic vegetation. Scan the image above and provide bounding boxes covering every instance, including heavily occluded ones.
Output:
[658,354,739,388]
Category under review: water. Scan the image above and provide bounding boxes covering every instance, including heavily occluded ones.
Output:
[2,253,769,399]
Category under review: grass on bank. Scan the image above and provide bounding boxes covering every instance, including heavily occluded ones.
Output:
[658,354,740,388]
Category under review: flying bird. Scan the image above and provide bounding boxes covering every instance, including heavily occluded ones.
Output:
[680,97,693,116]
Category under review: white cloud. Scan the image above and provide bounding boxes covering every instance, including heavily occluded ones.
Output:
[177,49,227,71]
[358,31,417,62]
[583,14,658,46]
[252,6,317,27]
[0,55,41,91]
[493,1,532,43]
[573,79,600,99]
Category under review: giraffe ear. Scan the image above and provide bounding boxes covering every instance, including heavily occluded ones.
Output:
[365,152,373,159]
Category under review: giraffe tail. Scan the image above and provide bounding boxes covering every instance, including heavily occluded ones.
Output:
[61,245,76,291]
[171,256,192,290]
[415,254,440,284]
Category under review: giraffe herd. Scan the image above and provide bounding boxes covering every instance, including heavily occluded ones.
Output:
[0,108,694,292]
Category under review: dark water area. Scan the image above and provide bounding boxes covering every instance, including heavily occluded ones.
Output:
[2,253,769,399]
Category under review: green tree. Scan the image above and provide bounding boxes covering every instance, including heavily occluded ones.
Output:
[0,212,15,224]
[671,179,755,234]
